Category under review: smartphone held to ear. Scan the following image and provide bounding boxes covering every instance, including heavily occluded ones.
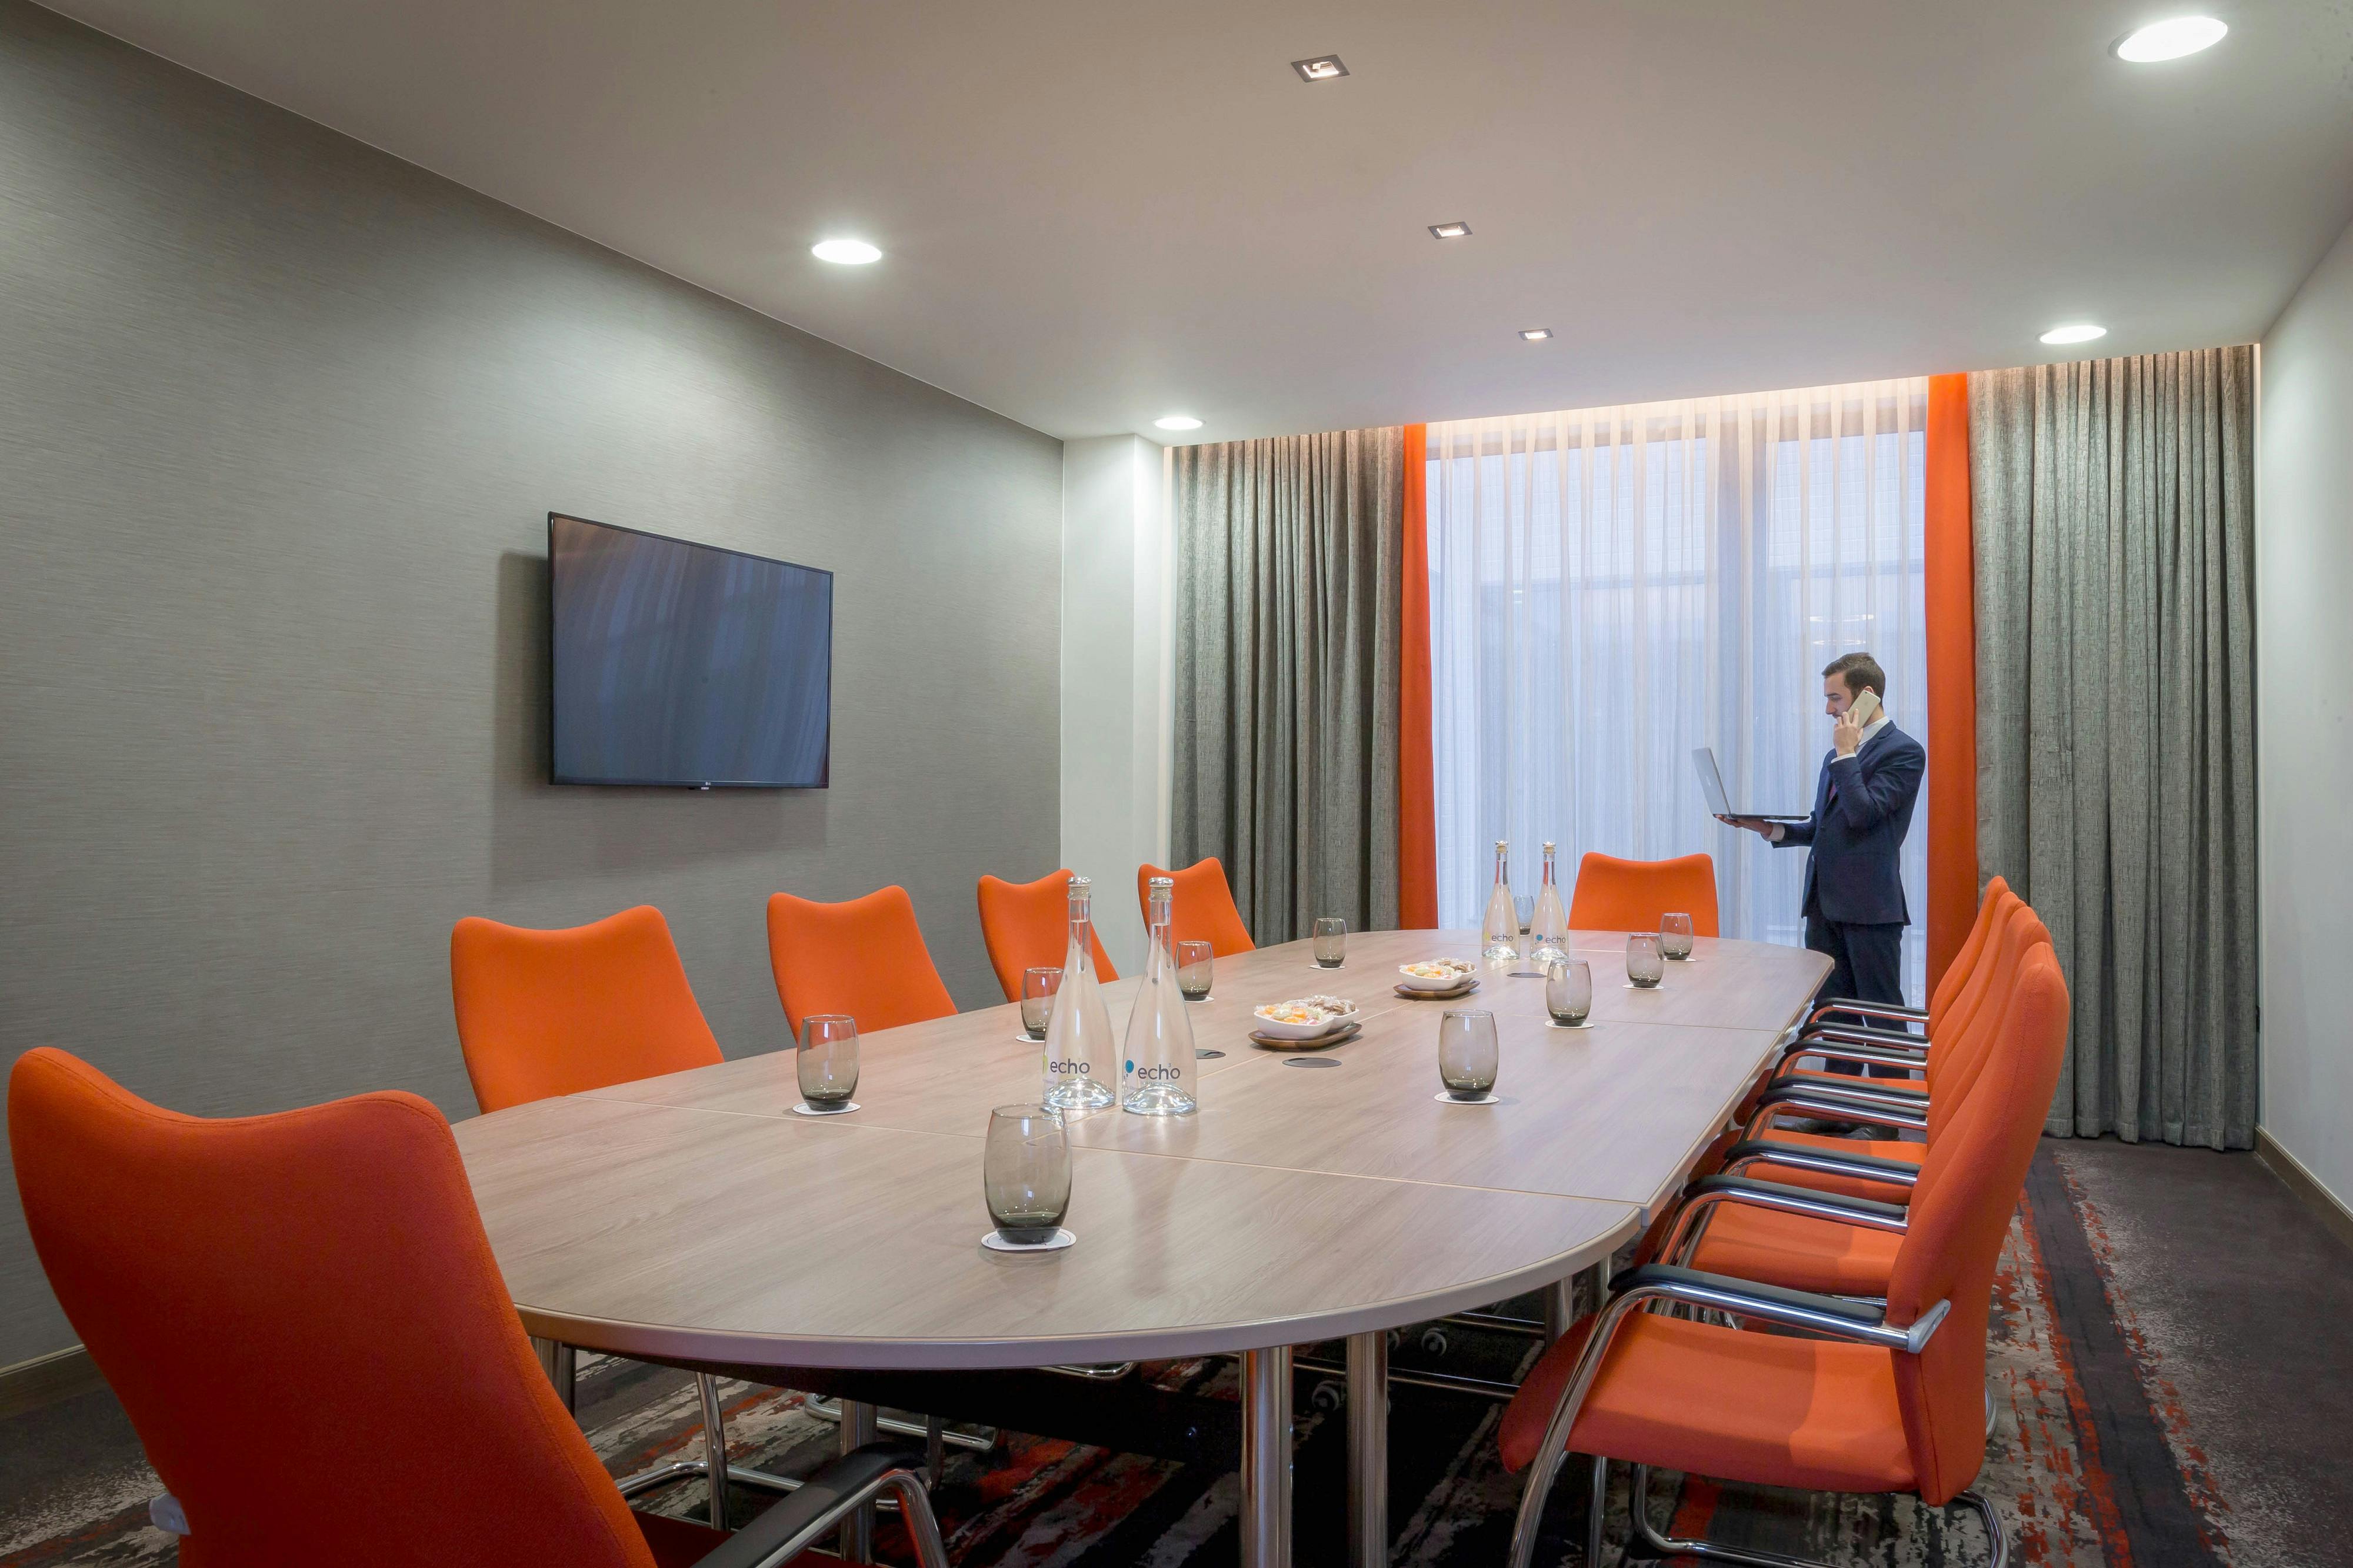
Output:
[1846,688,1881,727]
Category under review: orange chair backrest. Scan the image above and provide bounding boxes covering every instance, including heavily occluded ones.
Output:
[1885,943,2069,1504]
[1922,900,2051,1142]
[450,905,722,1115]
[1925,876,2010,1033]
[977,870,1118,1002]
[1565,852,1721,937]
[1139,859,1256,956]
[766,885,958,1037]
[8,1049,656,1568]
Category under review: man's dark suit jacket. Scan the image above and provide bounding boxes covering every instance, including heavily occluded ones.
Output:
[1777,722,1926,926]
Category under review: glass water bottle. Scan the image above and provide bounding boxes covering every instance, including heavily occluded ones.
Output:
[1481,840,1521,961]
[1529,842,1571,966]
[1120,876,1198,1116]
[1042,876,1117,1110]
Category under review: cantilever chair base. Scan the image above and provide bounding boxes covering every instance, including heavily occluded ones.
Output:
[1622,1462,2008,1568]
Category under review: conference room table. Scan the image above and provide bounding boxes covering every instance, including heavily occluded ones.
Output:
[454,926,1831,1568]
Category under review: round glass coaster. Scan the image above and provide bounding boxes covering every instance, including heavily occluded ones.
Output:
[1545,1018,1597,1031]
[1196,1048,1227,1059]
[981,1227,1076,1253]
[792,1101,859,1116]
[1014,1032,1048,1045]
[1666,955,1702,963]
[1435,1090,1501,1105]
[1622,982,1664,990]
[1182,994,1213,1003]
[1284,1057,1342,1069]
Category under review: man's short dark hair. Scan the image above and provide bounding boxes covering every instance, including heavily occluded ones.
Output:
[1822,652,1886,699]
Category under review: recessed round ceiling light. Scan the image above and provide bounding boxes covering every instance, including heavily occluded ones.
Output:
[1154,415,1204,431]
[2114,16,2227,61]
[812,239,882,265]
[2039,323,2109,345]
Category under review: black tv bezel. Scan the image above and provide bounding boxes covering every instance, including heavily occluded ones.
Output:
[546,512,835,790]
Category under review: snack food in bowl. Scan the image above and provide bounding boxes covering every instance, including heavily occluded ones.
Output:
[1251,995,1359,1040]
[1398,959,1477,992]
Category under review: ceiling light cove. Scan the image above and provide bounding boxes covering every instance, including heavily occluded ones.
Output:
[811,238,882,265]
[2039,323,2108,345]
[1155,415,1204,431]
[1428,221,1472,240]
[1519,328,1553,342]
[2114,16,2228,61]
[1291,55,1348,82]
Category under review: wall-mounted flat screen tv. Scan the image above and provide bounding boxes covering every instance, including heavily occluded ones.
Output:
[549,513,833,788]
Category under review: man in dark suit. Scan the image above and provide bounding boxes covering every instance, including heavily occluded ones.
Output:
[1725,652,1925,1075]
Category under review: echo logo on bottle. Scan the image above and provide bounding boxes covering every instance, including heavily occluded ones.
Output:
[1125,1060,1184,1082]
[1049,1057,1092,1076]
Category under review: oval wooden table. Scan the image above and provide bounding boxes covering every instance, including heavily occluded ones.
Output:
[454,926,1829,1568]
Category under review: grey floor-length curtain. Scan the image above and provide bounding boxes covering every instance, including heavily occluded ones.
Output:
[1170,429,1404,945]
[1969,346,2257,1148]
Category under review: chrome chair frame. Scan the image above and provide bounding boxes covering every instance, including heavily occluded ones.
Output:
[1503,1258,1984,1568]
[687,1439,951,1568]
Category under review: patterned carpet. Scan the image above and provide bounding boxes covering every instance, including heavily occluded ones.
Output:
[0,1145,2246,1566]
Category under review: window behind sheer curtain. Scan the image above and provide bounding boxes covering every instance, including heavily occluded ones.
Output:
[1427,379,1930,1002]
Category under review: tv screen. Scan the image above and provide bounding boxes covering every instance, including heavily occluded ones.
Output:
[549,513,833,788]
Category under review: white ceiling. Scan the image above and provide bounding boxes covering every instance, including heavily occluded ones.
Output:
[41,0,2353,442]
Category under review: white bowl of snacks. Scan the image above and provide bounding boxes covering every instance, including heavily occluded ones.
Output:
[1251,995,1359,1039]
[1397,959,1477,993]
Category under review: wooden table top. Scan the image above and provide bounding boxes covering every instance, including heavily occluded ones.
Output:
[453,926,1826,1370]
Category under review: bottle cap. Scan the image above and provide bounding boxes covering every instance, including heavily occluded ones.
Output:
[1069,875,1092,890]
[1495,840,1508,852]
[1149,876,1174,889]
[1542,840,1557,852]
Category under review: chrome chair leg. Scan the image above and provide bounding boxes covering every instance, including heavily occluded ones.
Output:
[1587,1454,1608,1568]
[1628,1461,2008,1568]
[614,1376,809,1509]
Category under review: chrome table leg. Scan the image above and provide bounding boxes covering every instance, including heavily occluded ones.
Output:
[1239,1346,1293,1568]
[697,1374,730,1532]
[837,1397,879,1562]
[1541,1276,1576,1347]
[531,1337,576,1414]
[1345,1330,1387,1568]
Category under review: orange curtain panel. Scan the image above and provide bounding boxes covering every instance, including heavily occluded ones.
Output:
[1922,374,1977,996]
[1398,423,1439,928]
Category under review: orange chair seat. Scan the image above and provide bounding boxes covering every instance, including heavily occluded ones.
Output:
[1684,1205,1904,1297]
[1500,1311,1914,1496]
[1744,1128,1921,1206]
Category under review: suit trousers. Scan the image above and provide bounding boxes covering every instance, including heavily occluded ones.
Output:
[1804,912,1910,1079]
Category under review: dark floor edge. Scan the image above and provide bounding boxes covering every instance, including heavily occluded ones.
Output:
[0,1346,100,1422]
[2254,1127,2353,1257]
[2024,1146,2229,1565]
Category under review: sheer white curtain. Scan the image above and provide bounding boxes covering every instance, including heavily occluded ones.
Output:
[1427,378,1931,1001]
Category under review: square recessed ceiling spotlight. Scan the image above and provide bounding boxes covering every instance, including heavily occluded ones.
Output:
[1429,221,1472,240]
[1520,328,1553,341]
[1292,55,1349,82]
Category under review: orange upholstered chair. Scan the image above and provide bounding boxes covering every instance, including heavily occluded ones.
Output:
[1728,893,2046,1208]
[976,870,1118,1002]
[451,906,721,1113]
[766,886,958,1037]
[6,1047,945,1568]
[1565,851,1721,936]
[1138,858,1255,956]
[1495,940,2069,1568]
[1677,904,2054,1295]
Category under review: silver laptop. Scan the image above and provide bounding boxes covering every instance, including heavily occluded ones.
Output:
[1692,748,1810,823]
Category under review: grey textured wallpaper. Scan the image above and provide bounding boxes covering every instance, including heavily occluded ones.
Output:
[0,2,1061,1365]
